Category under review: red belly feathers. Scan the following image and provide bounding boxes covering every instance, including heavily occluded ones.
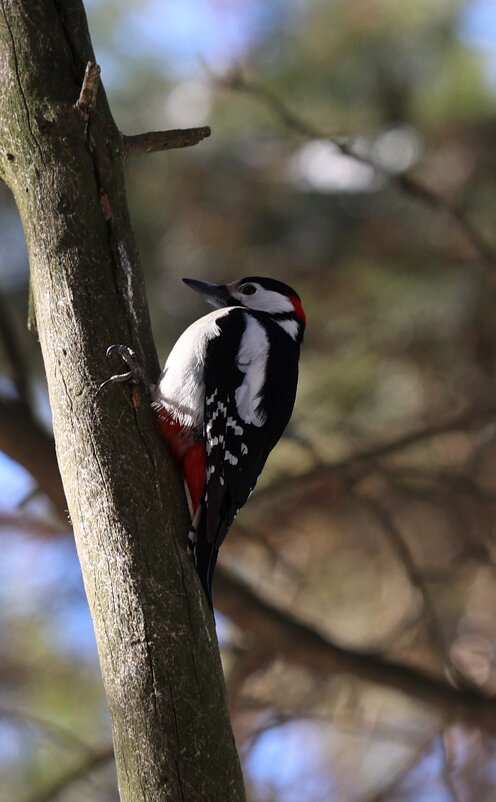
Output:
[156,412,205,514]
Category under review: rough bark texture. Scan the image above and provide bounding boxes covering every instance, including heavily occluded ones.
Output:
[0,1,245,800]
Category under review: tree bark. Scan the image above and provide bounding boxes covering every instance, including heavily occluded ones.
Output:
[0,1,245,800]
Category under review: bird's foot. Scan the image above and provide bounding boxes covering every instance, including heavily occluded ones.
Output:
[99,344,148,392]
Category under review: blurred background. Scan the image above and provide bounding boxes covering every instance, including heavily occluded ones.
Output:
[2,0,496,799]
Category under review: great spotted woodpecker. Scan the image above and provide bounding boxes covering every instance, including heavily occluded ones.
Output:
[103,276,305,607]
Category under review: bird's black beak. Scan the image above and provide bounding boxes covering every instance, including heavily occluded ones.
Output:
[182,278,233,308]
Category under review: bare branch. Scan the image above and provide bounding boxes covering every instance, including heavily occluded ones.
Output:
[214,567,496,732]
[217,70,496,272]
[0,510,67,536]
[0,396,67,519]
[0,706,94,754]
[19,746,115,802]
[329,405,496,471]
[253,404,496,506]
[0,287,31,406]
[215,69,321,138]
[122,126,211,158]
[440,731,464,802]
[242,705,427,750]
[233,520,302,581]
[5,438,496,736]
[354,491,452,669]
[226,647,273,707]
[368,735,437,802]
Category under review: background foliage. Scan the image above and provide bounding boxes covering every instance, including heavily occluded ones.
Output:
[2,1,496,800]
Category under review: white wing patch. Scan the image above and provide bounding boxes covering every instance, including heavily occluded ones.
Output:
[276,318,300,340]
[234,314,269,427]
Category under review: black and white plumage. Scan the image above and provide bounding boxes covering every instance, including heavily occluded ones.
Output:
[152,276,306,608]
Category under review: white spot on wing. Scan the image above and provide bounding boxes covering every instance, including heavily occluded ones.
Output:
[225,450,238,465]
[210,401,227,421]
[227,416,244,436]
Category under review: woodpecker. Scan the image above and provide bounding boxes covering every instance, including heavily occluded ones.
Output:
[103,276,305,608]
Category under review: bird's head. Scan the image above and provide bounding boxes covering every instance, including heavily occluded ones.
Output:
[183,276,306,337]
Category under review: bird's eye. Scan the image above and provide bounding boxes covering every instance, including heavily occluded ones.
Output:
[240,284,257,296]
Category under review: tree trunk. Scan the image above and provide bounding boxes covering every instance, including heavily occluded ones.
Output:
[0,1,245,800]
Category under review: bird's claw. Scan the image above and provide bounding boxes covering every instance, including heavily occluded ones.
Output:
[99,344,147,392]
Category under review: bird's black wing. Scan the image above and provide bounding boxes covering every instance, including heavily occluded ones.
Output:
[192,310,299,606]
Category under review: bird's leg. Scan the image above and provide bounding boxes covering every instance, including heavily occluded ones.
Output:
[99,344,150,392]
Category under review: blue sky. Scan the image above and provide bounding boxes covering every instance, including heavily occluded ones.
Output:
[86,0,300,83]
[459,0,496,85]
[84,0,496,82]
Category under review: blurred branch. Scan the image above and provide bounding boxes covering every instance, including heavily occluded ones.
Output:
[355,491,452,668]
[0,510,67,537]
[0,288,31,406]
[0,707,94,754]
[215,69,321,138]
[122,126,211,158]
[368,735,437,802]
[440,732,464,802]
[0,287,65,518]
[379,467,496,571]
[226,647,274,706]
[217,70,496,272]
[0,397,67,519]
[5,380,496,730]
[333,405,496,469]
[243,706,427,750]
[10,453,496,737]
[19,746,115,802]
[253,403,496,506]
[233,520,302,581]
[6,429,496,733]
[214,567,496,733]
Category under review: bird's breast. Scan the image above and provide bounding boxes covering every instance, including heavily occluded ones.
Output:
[153,307,231,428]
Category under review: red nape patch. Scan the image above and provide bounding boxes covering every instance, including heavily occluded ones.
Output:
[182,443,206,514]
[289,295,306,325]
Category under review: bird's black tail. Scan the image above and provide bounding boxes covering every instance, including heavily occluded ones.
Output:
[187,501,218,610]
